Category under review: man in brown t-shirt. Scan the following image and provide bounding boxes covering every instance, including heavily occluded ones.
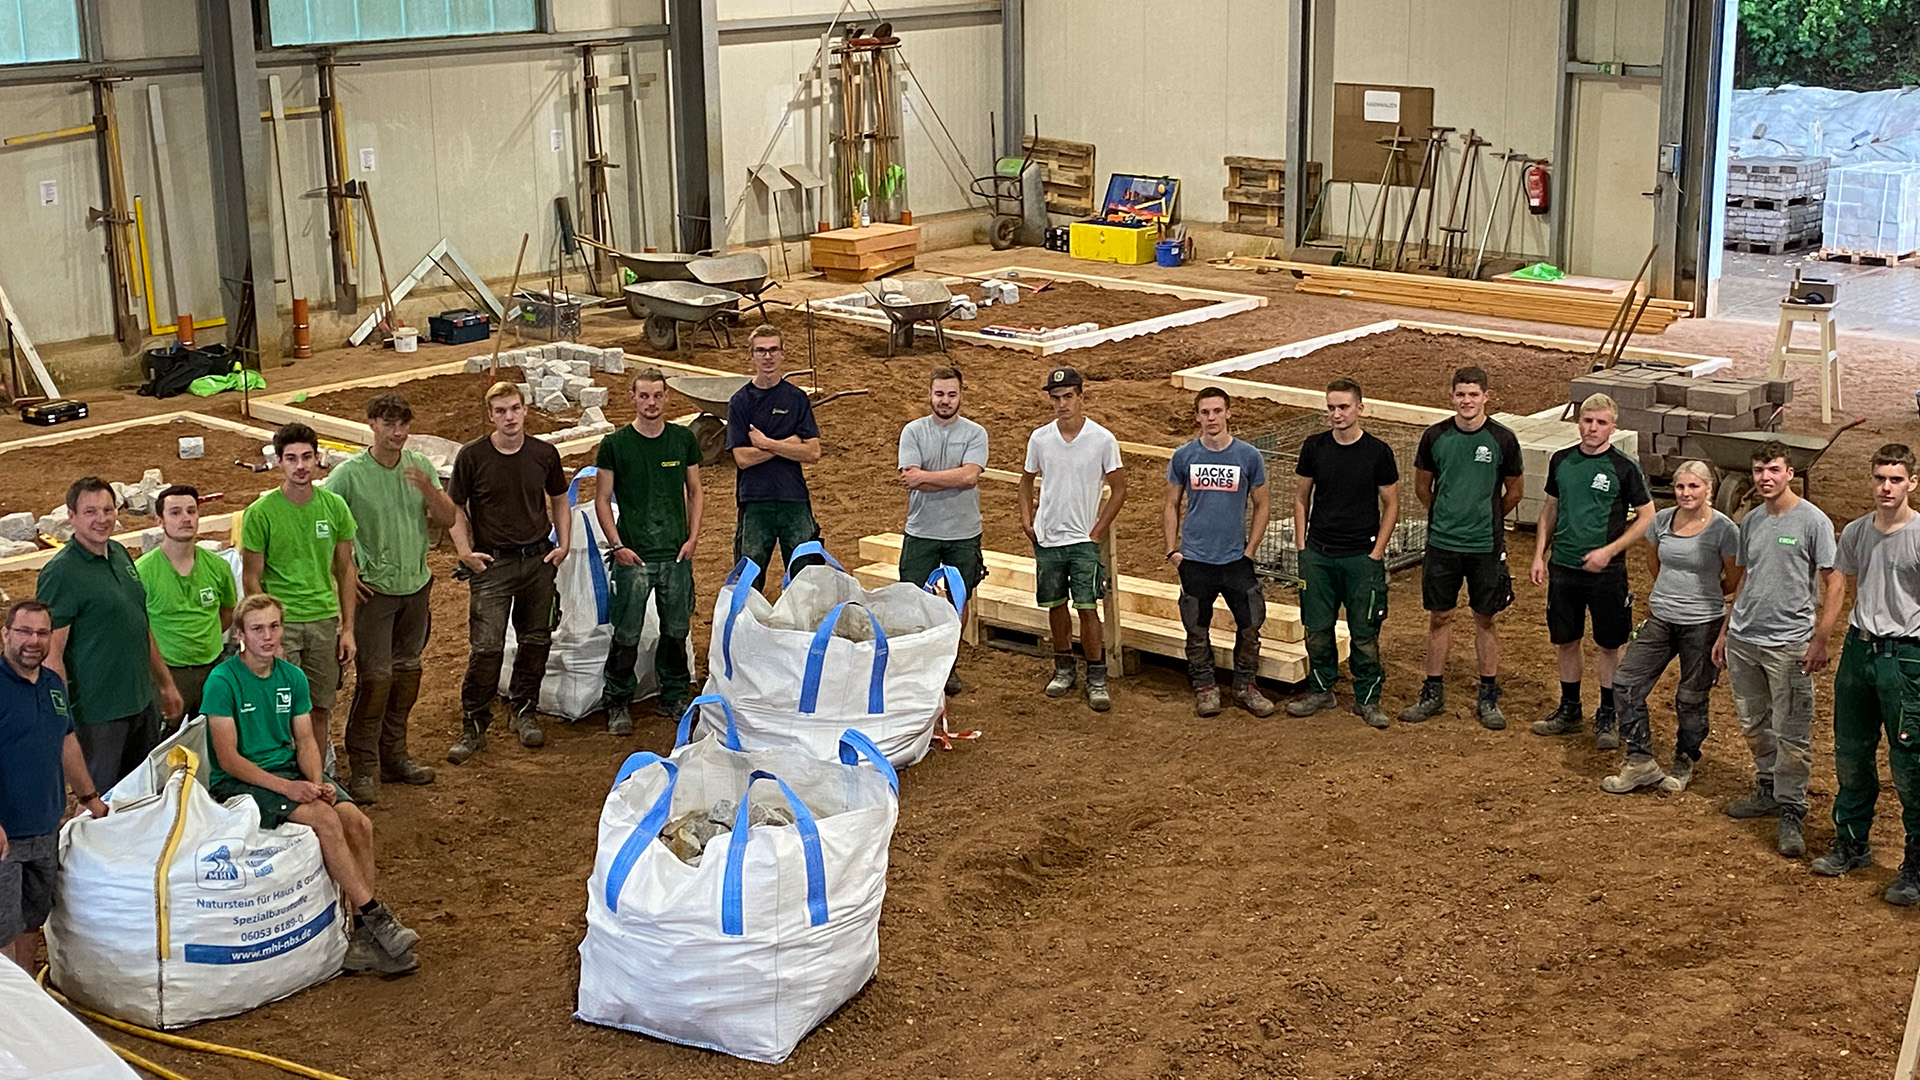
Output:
[446,382,571,763]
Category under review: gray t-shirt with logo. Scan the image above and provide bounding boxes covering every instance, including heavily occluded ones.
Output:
[1647,507,1740,625]
[1730,497,1837,647]
[1168,437,1268,565]
[1837,512,1920,638]
[898,414,989,541]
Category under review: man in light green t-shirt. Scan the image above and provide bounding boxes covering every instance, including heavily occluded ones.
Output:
[241,423,358,769]
[324,394,455,802]
[135,485,236,720]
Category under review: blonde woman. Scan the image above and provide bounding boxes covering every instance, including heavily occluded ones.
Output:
[1603,461,1745,794]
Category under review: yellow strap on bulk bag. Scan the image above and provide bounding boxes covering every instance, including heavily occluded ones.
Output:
[154,744,200,960]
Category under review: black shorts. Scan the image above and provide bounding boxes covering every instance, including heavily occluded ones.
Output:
[1547,562,1633,647]
[1421,547,1514,616]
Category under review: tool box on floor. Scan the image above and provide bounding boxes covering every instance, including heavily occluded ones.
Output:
[429,309,491,345]
[1070,173,1180,265]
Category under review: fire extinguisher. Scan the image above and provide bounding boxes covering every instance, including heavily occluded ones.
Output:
[1524,160,1551,215]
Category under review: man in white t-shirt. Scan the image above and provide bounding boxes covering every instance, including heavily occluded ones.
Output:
[1019,367,1127,711]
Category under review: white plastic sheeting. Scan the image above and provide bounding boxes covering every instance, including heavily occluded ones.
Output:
[1730,85,1920,165]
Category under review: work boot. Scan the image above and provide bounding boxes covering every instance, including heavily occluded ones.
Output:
[654,696,688,720]
[1286,690,1337,718]
[1194,685,1222,718]
[1601,757,1667,794]
[1777,809,1807,858]
[606,702,634,737]
[1234,681,1276,718]
[1476,683,1508,731]
[1660,754,1696,793]
[1086,662,1111,712]
[945,667,964,696]
[1399,681,1445,724]
[1593,704,1619,750]
[1886,845,1920,906]
[1531,701,1583,737]
[360,901,421,957]
[1357,701,1392,730]
[381,758,436,786]
[344,926,419,976]
[1044,654,1077,698]
[509,700,546,748]
[1811,838,1874,877]
[446,715,489,766]
[1724,785,1782,819]
[346,773,379,806]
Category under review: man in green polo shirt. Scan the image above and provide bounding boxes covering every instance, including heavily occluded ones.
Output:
[325,394,455,802]
[241,423,359,771]
[135,485,237,722]
[37,477,184,794]
[594,367,703,734]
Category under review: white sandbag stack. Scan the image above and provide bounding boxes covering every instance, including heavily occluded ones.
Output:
[503,467,688,719]
[0,959,140,1079]
[696,542,963,767]
[46,732,346,1029]
[576,704,899,1063]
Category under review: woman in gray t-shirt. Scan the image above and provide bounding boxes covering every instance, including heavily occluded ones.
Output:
[1602,461,1745,795]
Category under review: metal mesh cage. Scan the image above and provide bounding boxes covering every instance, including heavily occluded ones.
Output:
[1245,415,1431,582]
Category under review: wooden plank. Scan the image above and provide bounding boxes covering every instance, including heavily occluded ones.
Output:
[0,283,58,398]
[1898,965,1920,1080]
[1022,135,1095,156]
[0,410,276,456]
[820,257,916,283]
[810,223,920,257]
[1398,320,1730,368]
[809,246,920,271]
[1224,186,1293,207]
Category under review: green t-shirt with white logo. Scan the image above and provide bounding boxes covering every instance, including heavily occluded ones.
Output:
[201,654,312,788]
[1413,418,1524,554]
[135,546,238,666]
[1544,444,1651,569]
[238,487,358,622]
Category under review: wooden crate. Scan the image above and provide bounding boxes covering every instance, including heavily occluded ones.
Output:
[1222,155,1321,238]
[1021,135,1096,217]
[810,222,919,283]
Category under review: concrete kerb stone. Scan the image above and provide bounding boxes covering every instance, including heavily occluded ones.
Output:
[0,512,35,541]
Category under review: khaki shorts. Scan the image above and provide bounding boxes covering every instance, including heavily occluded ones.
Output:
[281,617,342,710]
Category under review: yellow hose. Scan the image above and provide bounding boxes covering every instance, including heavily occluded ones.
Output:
[38,975,358,1080]
[112,1043,194,1080]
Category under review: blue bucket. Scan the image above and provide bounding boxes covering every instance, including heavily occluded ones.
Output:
[1155,239,1184,267]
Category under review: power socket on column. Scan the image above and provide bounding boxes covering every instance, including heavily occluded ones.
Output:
[359,148,376,172]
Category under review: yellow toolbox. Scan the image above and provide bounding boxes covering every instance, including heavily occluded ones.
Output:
[1069,172,1180,265]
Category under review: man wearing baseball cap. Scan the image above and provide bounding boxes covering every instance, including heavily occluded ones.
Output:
[1020,367,1127,711]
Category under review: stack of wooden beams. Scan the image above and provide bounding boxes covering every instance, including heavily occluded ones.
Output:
[810,222,920,283]
[1229,257,1693,333]
[1020,135,1096,217]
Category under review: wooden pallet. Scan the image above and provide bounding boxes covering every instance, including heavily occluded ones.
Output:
[1222,156,1321,239]
[1726,239,1818,255]
[1021,135,1096,217]
[1725,194,1818,210]
[1821,248,1920,267]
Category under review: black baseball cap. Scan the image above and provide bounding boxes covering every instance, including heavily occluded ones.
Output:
[1042,366,1084,391]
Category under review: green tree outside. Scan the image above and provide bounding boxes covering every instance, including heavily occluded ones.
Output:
[1737,0,1920,90]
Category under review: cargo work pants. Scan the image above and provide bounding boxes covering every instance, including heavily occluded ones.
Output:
[1831,632,1920,846]
[1299,548,1388,705]
[1726,634,1816,815]
[1177,556,1265,690]
[602,558,695,711]
[460,552,560,720]
[1613,614,1722,764]
[347,582,433,780]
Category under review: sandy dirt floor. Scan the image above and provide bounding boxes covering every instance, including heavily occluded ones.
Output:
[1234,328,1597,416]
[6,246,1920,1079]
[0,419,282,528]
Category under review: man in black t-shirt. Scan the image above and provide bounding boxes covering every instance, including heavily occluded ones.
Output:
[446,382,571,763]
[1290,379,1400,728]
[726,325,824,591]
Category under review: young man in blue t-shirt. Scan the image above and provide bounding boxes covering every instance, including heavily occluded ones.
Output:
[726,325,823,591]
[1163,387,1274,718]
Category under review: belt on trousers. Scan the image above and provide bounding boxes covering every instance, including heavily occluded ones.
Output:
[486,540,554,559]
[1850,627,1920,653]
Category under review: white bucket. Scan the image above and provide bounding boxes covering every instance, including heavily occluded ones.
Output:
[393,327,419,353]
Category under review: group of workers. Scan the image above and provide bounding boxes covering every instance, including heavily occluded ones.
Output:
[5,333,1920,986]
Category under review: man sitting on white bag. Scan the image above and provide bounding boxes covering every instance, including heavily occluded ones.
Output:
[203,593,421,975]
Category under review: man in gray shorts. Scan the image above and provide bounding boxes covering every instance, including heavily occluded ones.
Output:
[1812,444,1920,904]
[1714,440,1844,859]
[0,600,109,969]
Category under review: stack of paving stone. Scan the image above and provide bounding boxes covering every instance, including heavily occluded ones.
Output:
[1725,156,1825,254]
[465,343,622,441]
[1569,365,1794,482]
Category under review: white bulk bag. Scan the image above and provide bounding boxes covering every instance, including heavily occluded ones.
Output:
[576,697,899,1063]
[504,467,688,720]
[697,542,964,767]
[46,739,347,1030]
[0,959,139,1079]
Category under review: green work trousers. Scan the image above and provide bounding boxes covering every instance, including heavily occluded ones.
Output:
[1299,548,1389,705]
[1831,632,1920,845]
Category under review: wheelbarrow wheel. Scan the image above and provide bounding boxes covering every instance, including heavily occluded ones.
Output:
[688,414,727,466]
[1716,471,1757,520]
[645,315,679,351]
[990,214,1021,251]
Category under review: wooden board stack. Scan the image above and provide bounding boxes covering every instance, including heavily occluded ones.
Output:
[1222,155,1322,239]
[809,222,920,283]
[1228,257,1693,333]
[1019,135,1096,218]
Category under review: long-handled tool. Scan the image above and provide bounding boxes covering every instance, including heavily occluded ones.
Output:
[341,180,399,339]
[490,233,530,377]
[1470,149,1524,280]
[1392,125,1449,270]
[1591,245,1659,371]
[1362,127,1413,268]
[1438,130,1489,276]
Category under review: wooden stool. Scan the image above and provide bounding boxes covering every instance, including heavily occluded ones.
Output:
[1768,300,1841,423]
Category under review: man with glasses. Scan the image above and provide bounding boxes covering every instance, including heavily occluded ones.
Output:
[726,325,823,589]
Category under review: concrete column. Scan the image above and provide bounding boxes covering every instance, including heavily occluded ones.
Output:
[1283,0,1312,253]
[1001,0,1023,158]
[667,0,725,253]
[198,0,281,360]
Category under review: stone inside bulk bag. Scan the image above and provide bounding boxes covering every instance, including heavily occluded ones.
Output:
[697,542,963,767]
[576,699,899,1064]
[503,467,689,719]
[46,728,346,1030]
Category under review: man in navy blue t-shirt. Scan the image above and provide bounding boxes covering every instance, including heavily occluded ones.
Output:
[727,325,824,591]
[0,600,108,970]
